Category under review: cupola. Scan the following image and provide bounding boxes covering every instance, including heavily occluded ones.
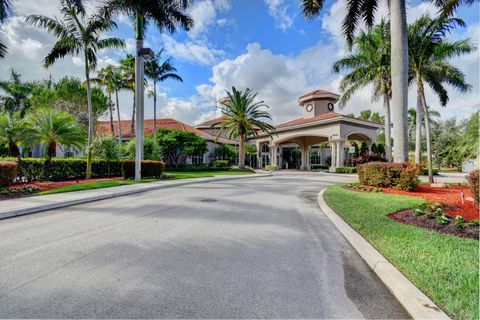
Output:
[298,89,340,119]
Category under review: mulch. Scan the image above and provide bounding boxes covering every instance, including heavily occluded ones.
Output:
[390,208,479,240]
[1,177,123,200]
[382,185,479,222]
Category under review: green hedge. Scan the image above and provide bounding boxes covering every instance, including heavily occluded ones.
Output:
[1,158,122,181]
[335,167,357,174]
[121,160,165,179]
[0,161,17,187]
[357,162,419,191]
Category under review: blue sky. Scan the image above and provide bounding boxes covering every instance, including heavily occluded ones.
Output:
[0,0,478,124]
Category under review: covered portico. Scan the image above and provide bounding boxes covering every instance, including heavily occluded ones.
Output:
[253,90,382,171]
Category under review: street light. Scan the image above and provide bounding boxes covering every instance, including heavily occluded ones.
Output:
[134,46,155,181]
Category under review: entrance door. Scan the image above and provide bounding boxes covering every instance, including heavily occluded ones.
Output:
[281,146,301,169]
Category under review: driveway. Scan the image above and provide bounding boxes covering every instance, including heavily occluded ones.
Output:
[0,173,409,318]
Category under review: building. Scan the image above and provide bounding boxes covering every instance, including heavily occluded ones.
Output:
[96,118,238,165]
[251,89,382,171]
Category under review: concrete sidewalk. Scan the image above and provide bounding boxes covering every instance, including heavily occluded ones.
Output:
[0,174,272,220]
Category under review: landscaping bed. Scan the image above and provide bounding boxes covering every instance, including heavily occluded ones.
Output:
[324,184,479,320]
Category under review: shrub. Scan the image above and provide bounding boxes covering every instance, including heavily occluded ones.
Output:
[467,169,479,205]
[356,162,419,191]
[421,167,439,175]
[0,161,17,187]
[335,167,356,174]
[211,160,230,168]
[121,160,165,179]
[0,158,122,181]
[265,165,278,171]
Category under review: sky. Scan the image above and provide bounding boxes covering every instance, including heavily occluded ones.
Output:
[0,0,478,125]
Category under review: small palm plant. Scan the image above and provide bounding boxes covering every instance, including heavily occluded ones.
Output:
[145,49,183,144]
[0,69,34,115]
[26,0,124,178]
[0,111,33,162]
[212,87,276,170]
[26,108,86,179]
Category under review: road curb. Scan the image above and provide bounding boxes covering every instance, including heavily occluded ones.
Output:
[317,189,451,320]
[0,173,272,220]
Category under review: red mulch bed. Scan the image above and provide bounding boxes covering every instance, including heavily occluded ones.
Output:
[1,177,123,200]
[390,208,479,240]
[382,185,479,222]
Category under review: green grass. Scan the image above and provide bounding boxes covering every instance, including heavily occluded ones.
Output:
[37,171,253,195]
[323,184,479,320]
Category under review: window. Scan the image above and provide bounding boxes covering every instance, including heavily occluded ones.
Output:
[310,149,321,165]
[191,153,204,165]
[261,144,270,153]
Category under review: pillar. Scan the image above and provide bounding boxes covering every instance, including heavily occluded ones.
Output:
[337,141,345,168]
[271,143,277,167]
[279,145,283,169]
[300,145,306,170]
[330,141,337,172]
[306,146,311,170]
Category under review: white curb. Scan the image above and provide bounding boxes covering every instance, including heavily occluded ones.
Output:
[317,189,451,320]
[0,173,272,220]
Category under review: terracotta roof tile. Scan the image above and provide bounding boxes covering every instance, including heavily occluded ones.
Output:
[195,115,230,128]
[299,89,339,99]
[275,112,342,129]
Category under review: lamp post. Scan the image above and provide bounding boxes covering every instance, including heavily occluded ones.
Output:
[134,13,155,182]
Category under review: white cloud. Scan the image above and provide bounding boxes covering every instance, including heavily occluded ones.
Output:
[187,0,231,38]
[161,34,225,65]
[264,0,295,31]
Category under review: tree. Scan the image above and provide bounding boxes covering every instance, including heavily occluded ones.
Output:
[90,136,120,177]
[333,21,392,161]
[27,0,124,179]
[213,144,237,162]
[455,111,479,163]
[102,0,193,180]
[119,54,136,137]
[122,135,161,161]
[95,66,118,137]
[155,129,207,168]
[0,111,32,161]
[145,49,183,144]
[26,108,86,179]
[0,0,13,58]
[0,70,33,115]
[408,15,473,182]
[302,0,409,162]
[212,87,276,170]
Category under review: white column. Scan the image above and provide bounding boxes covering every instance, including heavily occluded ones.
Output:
[306,146,311,170]
[337,141,345,168]
[330,141,337,172]
[271,143,277,167]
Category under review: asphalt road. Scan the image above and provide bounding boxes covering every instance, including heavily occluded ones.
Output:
[0,173,409,319]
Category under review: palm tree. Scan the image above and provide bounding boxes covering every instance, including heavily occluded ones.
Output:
[333,21,393,161]
[212,87,276,170]
[0,70,33,116]
[119,54,137,138]
[0,111,33,161]
[102,0,193,180]
[408,15,473,182]
[435,0,478,17]
[95,66,118,137]
[26,0,124,179]
[145,49,183,144]
[0,0,13,58]
[27,108,86,179]
[302,0,409,162]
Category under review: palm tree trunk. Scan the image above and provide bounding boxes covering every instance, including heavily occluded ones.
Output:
[421,91,434,183]
[414,81,423,165]
[383,93,392,162]
[131,94,135,137]
[84,50,93,179]
[108,92,114,137]
[115,89,122,145]
[390,0,409,163]
[153,80,157,145]
[239,134,245,170]
[40,142,56,181]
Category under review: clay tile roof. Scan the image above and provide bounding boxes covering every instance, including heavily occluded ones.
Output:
[275,112,342,129]
[96,118,238,144]
[194,115,230,128]
[299,89,339,99]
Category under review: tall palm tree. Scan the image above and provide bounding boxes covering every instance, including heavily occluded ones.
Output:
[0,70,33,116]
[95,65,117,137]
[0,111,33,161]
[408,15,473,182]
[145,49,183,144]
[212,87,276,170]
[26,108,86,179]
[119,53,137,138]
[110,67,124,144]
[302,0,409,162]
[435,0,478,17]
[333,21,393,161]
[0,0,13,58]
[26,0,124,179]
[102,0,193,180]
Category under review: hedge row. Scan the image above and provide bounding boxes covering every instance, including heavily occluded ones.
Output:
[122,160,165,179]
[335,167,357,174]
[357,162,419,191]
[0,161,17,187]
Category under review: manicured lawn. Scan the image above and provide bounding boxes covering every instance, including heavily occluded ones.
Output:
[323,184,479,320]
[37,171,253,195]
